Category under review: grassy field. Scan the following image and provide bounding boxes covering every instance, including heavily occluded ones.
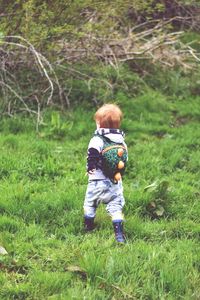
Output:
[0,91,200,299]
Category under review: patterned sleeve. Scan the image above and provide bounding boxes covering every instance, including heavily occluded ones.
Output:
[87,136,104,172]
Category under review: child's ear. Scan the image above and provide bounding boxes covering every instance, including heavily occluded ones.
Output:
[96,121,100,129]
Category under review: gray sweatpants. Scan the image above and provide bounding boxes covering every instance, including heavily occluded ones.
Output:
[83,179,125,221]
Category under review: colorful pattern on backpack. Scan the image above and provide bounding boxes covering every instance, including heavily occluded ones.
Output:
[100,135,128,182]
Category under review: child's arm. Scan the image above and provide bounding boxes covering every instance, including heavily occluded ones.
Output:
[86,136,103,174]
[87,148,101,174]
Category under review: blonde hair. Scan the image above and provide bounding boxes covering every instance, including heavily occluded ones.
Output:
[94,104,123,129]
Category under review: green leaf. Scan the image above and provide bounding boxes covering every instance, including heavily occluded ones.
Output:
[154,205,165,217]
[144,181,158,191]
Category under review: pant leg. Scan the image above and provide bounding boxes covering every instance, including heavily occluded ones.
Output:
[83,181,101,218]
[105,181,125,221]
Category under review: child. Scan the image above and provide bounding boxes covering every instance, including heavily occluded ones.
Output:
[83,104,128,243]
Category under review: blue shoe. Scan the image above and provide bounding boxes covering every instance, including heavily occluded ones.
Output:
[113,220,125,243]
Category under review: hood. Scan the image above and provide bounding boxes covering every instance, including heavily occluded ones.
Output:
[95,128,125,143]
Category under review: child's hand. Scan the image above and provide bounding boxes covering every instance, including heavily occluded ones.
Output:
[86,169,96,175]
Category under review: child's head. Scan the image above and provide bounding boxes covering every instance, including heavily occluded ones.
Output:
[94,104,123,129]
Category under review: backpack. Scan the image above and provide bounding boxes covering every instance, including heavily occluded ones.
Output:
[97,134,128,182]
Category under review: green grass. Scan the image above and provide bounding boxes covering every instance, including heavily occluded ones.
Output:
[0,92,200,299]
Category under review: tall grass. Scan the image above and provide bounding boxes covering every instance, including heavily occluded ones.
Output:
[0,90,200,299]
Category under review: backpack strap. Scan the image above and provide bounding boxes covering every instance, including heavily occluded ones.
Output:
[94,132,124,145]
[102,144,126,154]
[93,132,111,144]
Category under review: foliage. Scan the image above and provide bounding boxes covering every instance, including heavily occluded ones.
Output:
[1,0,200,117]
[1,0,199,49]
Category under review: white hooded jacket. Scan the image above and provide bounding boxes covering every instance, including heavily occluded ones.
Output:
[87,128,128,180]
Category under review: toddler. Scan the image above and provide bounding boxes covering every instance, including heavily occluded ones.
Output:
[83,104,128,243]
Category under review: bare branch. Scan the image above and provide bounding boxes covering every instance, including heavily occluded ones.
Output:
[0,80,37,115]
[0,35,65,120]
[57,17,200,69]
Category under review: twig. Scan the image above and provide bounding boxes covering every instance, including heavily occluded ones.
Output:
[0,35,66,121]
[34,95,42,132]
[0,80,35,114]
[1,35,57,105]
[97,276,136,299]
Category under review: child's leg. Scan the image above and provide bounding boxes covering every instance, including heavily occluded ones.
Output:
[105,181,125,221]
[83,181,99,218]
[105,181,126,242]
[83,181,100,231]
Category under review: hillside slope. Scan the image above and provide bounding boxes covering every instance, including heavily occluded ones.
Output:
[0,91,199,299]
